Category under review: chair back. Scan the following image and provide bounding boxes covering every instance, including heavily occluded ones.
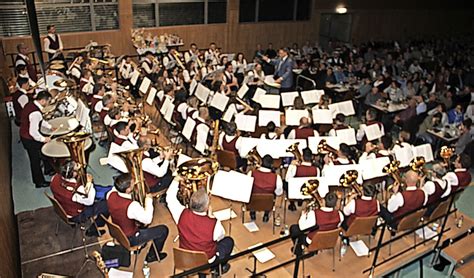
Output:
[246,194,275,212]
[217,149,237,170]
[173,247,211,274]
[307,228,340,252]
[427,198,451,222]
[44,192,74,225]
[398,209,426,232]
[343,215,378,238]
[101,215,135,251]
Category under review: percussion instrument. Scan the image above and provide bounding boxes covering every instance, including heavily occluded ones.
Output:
[40,116,80,136]
[49,64,65,70]
[53,78,75,88]
[41,137,93,158]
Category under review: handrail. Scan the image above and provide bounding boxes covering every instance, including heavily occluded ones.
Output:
[296,74,316,90]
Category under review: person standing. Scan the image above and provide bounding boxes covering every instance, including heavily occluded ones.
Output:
[43,25,64,61]
[263,48,294,92]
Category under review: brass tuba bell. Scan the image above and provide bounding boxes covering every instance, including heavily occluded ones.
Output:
[339,170,362,196]
[300,179,324,211]
[116,148,147,207]
[59,132,90,195]
[440,146,454,166]
[176,158,219,206]
[247,146,262,168]
[286,142,302,164]
[317,139,338,157]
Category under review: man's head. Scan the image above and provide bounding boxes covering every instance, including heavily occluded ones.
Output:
[366,108,377,121]
[362,183,376,198]
[115,121,130,136]
[16,64,28,75]
[36,91,52,106]
[190,43,197,52]
[47,25,56,34]
[404,170,419,187]
[455,154,471,169]
[17,77,29,90]
[431,163,447,179]
[299,117,310,127]
[324,192,337,208]
[335,113,345,125]
[198,106,209,120]
[102,94,115,109]
[17,43,28,55]
[262,154,273,169]
[379,135,393,150]
[225,61,233,73]
[302,147,312,162]
[189,188,209,213]
[278,48,289,59]
[114,173,132,193]
[224,122,237,136]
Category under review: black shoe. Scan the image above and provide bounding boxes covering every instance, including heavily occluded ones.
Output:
[221,263,231,274]
[297,200,303,207]
[35,182,50,188]
[263,214,269,223]
[250,212,256,221]
[146,251,167,263]
[85,225,105,237]
[288,203,297,211]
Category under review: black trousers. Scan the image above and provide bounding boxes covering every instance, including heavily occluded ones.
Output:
[289,224,310,255]
[21,138,52,185]
[129,225,169,256]
[216,237,234,264]
[71,199,109,227]
[149,172,174,193]
[379,205,397,229]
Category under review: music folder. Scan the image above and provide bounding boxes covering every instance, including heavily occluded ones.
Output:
[258,95,280,109]
[362,124,383,141]
[195,83,211,104]
[211,170,254,203]
[222,105,237,123]
[312,108,333,124]
[359,157,391,180]
[393,144,414,167]
[130,70,140,86]
[252,88,267,103]
[258,110,281,127]
[189,79,198,95]
[335,128,357,146]
[159,96,175,123]
[235,114,257,132]
[285,109,310,126]
[328,100,355,117]
[412,143,434,162]
[182,117,196,141]
[210,92,230,112]
[146,87,157,106]
[238,137,260,157]
[301,89,324,105]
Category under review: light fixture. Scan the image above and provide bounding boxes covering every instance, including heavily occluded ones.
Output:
[335,6,347,14]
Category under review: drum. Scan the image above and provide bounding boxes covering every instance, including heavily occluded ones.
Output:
[37,73,66,92]
[40,116,80,137]
[41,137,93,158]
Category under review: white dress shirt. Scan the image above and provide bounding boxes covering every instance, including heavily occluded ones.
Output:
[17,88,29,109]
[298,207,344,244]
[29,101,52,142]
[43,34,63,54]
[142,157,170,178]
[422,178,450,199]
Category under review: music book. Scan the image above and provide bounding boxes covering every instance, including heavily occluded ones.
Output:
[307,136,340,154]
[139,77,151,94]
[281,91,299,107]
[239,137,260,157]
[243,222,260,233]
[182,117,196,141]
[160,97,175,123]
[252,88,267,103]
[285,109,310,126]
[222,104,237,123]
[362,124,383,141]
[156,90,165,102]
[393,144,414,167]
[335,128,357,146]
[235,114,257,132]
[301,89,325,105]
[359,156,390,180]
[210,92,230,112]
[258,94,280,109]
[237,83,249,99]
[189,79,198,95]
[312,108,333,124]
[258,110,281,127]
[321,164,363,185]
[146,87,157,106]
[130,70,140,86]
[248,243,275,264]
[211,170,254,203]
[328,100,355,117]
[195,83,211,103]
[350,240,369,257]
[264,75,277,85]
[213,208,237,221]
[412,144,434,162]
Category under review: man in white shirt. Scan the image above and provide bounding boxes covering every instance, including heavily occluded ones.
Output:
[43,25,64,61]
[15,43,37,81]
[138,138,174,194]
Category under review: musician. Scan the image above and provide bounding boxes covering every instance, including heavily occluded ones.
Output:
[51,161,109,237]
[328,113,349,136]
[422,163,450,213]
[287,117,318,140]
[16,64,36,88]
[325,143,356,165]
[443,154,472,192]
[67,54,83,83]
[184,43,199,64]
[260,122,283,139]
[43,25,64,61]
[262,48,294,92]
[91,84,106,114]
[80,70,95,103]
[176,96,199,124]
[247,63,265,87]
[342,183,380,229]
[118,56,134,86]
[163,48,184,70]
[166,184,233,274]
[12,78,32,124]
[290,192,343,253]
[107,173,169,262]
[232,53,247,84]
[183,61,198,89]
[248,155,283,222]
[358,136,393,162]
[15,43,37,82]
[285,148,320,211]
[141,51,158,82]
[205,42,219,66]
[356,108,385,142]
[105,107,127,128]
[223,62,239,92]
[194,107,212,153]
[20,91,54,188]
[112,121,138,149]
[218,122,244,168]
[99,94,115,124]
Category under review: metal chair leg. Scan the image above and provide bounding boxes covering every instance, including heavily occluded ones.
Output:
[272,211,275,235]
[55,220,60,236]
[332,247,336,272]
[389,234,392,256]
[132,251,138,275]
[152,241,161,263]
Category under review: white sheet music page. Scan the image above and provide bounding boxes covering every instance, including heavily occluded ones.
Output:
[363,124,383,141]
[393,144,414,167]
[130,70,140,86]
[139,77,151,94]
[321,164,363,185]
[258,110,281,127]
[190,79,198,95]
[195,83,211,103]
[211,170,254,203]
[237,83,249,99]
[182,117,196,140]
[335,128,357,146]
[328,100,355,117]
[146,87,157,106]
[248,243,275,264]
[285,109,310,126]
[252,88,267,103]
[259,94,280,109]
[235,114,257,132]
[210,92,230,112]
[301,89,324,105]
[359,157,390,180]
[412,144,434,162]
[312,108,333,124]
[281,91,299,107]
[239,137,260,157]
[222,105,237,123]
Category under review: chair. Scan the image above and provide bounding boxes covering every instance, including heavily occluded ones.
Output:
[173,247,212,276]
[217,149,237,170]
[422,198,452,241]
[305,228,341,272]
[242,193,276,234]
[389,209,426,255]
[101,215,155,275]
[342,215,378,253]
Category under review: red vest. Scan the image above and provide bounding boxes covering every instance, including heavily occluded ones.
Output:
[308,209,340,239]
[50,174,85,217]
[178,209,217,259]
[251,170,277,194]
[346,198,379,227]
[143,171,160,188]
[107,192,138,237]
[294,127,314,140]
[454,170,471,190]
[222,136,239,156]
[20,102,40,140]
[426,180,446,206]
[113,136,126,146]
[91,96,102,112]
[295,165,319,177]
[12,90,28,121]
[393,189,425,219]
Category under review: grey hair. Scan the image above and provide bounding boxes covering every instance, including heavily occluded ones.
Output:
[189,188,209,213]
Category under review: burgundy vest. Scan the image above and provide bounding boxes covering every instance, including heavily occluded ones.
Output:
[426,180,446,206]
[143,171,160,188]
[334,125,348,131]
[251,170,277,194]
[308,209,340,239]
[454,170,471,190]
[90,97,102,112]
[107,192,138,237]
[47,35,60,51]
[178,209,217,259]
[113,136,126,146]
[12,90,27,121]
[99,109,108,123]
[393,189,425,219]
[295,165,319,177]
[294,127,314,140]
[20,102,40,140]
[50,174,85,217]
[346,198,379,227]
[222,136,239,156]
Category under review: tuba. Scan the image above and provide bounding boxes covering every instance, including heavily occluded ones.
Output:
[440,146,454,168]
[176,158,219,206]
[117,148,148,207]
[300,179,324,212]
[317,139,338,157]
[59,132,91,196]
[410,156,429,180]
[383,159,404,193]
[287,142,302,164]
[339,170,362,196]
[247,146,262,168]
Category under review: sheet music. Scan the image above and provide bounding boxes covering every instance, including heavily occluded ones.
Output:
[312,108,333,124]
[412,144,434,162]
[237,83,249,99]
[252,88,267,103]
[146,87,157,106]
[281,91,299,107]
[182,117,196,141]
[328,100,355,117]
[156,90,164,102]
[139,77,151,94]
[235,114,257,132]
[301,89,324,105]
[194,125,209,154]
[211,170,254,203]
[195,83,211,103]
[222,105,237,123]
[285,109,310,126]
[258,110,281,127]
[107,143,130,173]
[321,164,363,185]
[307,136,340,154]
[108,268,133,278]
[248,243,275,264]
[264,75,277,84]
[75,99,90,130]
[160,97,175,123]
[257,139,307,158]
[350,240,369,257]
[239,137,260,157]
[359,157,391,180]
[210,93,230,112]
[243,222,260,233]
[213,208,237,221]
[393,144,414,167]
[259,94,280,109]
[335,128,357,146]
[190,79,198,95]
[130,70,140,86]
[363,124,383,141]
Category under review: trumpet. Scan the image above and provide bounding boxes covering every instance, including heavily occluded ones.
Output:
[286,142,302,164]
[300,179,324,212]
[317,139,338,157]
[233,96,254,112]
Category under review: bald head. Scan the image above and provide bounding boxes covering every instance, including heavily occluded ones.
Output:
[404,170,419,186]
[300,117,310,127]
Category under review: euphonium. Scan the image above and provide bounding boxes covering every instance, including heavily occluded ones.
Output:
[247,146,262,168]
[440,146,454,166]
[317,139,338,157]
[287,142,302,164]
[59,132,91,196]
[176,158,219,206]
[383,159,404,192]
[339,170,362,196]
[410,156,428,180]
[117,148,147,207]
[300,179,324,211]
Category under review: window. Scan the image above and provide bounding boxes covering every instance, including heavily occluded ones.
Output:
[208,0,227,24]
[133,3,156,28]
[239,0,311,23]
[159,2,205,26]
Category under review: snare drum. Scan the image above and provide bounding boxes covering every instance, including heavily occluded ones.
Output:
[37,74,66,92]
[40,116,80,137]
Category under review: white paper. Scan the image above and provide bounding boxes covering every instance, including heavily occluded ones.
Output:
[243,222,260,233]
[189,79,198,95]
[156,90,164,102]
[363,124,383,141]
[139,77,151,94]
[194,125,209,154]
[237,83,249,99]
[321,164,363,185]
[258,110,281,127]
[195,83,211,103]
[176,153,192,167]
[239,137,260,157]
[211,170,254,203]
[359,157,391,180]
[159,97,175,123]
[349,240,369,257]
[301,89,324,105]
[288,177,329,199]
[281,91,299,107]
[312,108,333,124]
[259,94,280,109]
[328,100,355,117]
[415,227,437,240]
[335,128,357,146]
[222,105,237,123]
[210,93,230,112]
[257,139,307,159]
[109,268,133,278]
[146,87,157,106]
[285,109,309,126]
[182,117,196,141]
[235,114,257,132]
[253,88,267,103]
[248,243,276,264]
[212,208,237,221]
[130,70,140,86]
[264,75,277,85]
[307,136,340,154]
[393,144,414,167]
[412,144,434,162]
